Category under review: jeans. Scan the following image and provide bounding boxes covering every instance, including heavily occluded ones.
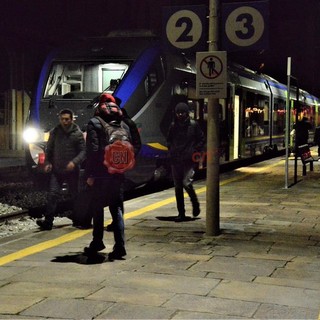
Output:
[88,176,125,250]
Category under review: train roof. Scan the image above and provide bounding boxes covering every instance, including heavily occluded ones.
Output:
[44,32,319,105]
[50,33,159,62]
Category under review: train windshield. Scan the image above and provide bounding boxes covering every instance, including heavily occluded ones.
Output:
[43,61,130,98]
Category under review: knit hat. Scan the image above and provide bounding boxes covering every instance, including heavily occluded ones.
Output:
[175,102,189,114]
[99,93,116,104]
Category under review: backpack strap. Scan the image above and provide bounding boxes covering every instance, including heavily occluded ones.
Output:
[95,116,113,139]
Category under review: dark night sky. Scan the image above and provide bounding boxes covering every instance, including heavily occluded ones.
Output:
[0,0,319,96]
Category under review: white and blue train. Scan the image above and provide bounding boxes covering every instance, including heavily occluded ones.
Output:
[23,30,320,187]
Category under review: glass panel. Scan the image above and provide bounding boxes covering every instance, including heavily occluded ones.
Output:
[43,62,129,98]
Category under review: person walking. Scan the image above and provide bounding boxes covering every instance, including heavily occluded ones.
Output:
[84,100,129,259]
[36,109,86,230]
[105,95,141,232]
[167,102,205,222]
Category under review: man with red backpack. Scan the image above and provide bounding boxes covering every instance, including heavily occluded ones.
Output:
[83,96,131,259]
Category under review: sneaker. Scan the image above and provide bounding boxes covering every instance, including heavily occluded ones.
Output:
[84,241,106,255]
[192,205,200,217]
[36,219,53,230]
[105,223,114,232]
[174,215,188,222]
[108,247,127,260]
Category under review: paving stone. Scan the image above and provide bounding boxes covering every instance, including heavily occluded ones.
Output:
[210,280,320,309]
[102,271,218,295]
[191,256,285,277]
[20,298,113,319]
[254,303,319,319]
[96,302,174,319]
[0,295,42,314]
[0,281,102,299]
[163,294,259,318]
[87,286,175,307]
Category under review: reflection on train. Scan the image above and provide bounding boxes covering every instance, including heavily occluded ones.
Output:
[22,30,320,188]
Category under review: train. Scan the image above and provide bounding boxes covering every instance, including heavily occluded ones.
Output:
[22,30,320,188]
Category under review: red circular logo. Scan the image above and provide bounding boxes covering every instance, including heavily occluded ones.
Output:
[103,140,135,174]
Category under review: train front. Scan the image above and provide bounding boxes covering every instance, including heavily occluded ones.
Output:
[22,32,172,188]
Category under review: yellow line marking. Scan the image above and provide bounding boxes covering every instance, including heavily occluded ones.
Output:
[0,159,284,266]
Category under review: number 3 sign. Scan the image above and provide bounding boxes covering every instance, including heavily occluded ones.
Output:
[221,1,269,51]
[162,6,207,52]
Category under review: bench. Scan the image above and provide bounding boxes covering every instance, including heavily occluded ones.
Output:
[297,144,315,175]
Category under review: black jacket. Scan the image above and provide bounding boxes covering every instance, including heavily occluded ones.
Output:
[167,117,205,164]
[46,123,86,174]
[85,117,132,178]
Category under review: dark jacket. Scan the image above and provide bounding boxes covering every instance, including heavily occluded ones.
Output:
[167,117,205,164]
[85,116,131,178]
[294,118,312,147]
[46,123,86,174]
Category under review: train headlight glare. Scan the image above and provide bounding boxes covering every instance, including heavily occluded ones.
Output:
[23,127,41,143]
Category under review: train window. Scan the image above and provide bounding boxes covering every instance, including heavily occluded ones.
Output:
[273,98,286,135]
[43,62,129,98]
[101,63,128,93]
[145,69,158,97]
[144,56,165,98]
[244,92,269,138]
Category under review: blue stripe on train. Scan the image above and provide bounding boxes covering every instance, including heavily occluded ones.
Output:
[113,44,161,107]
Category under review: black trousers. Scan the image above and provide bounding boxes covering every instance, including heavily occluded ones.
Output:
[171,161,199,216]
[45,170,79,223]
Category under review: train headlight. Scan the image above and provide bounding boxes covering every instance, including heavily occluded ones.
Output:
[23,127,43,143]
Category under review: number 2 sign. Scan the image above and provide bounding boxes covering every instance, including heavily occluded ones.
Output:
[162,6,207,52]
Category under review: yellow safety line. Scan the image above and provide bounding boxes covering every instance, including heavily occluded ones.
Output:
[0,159,283,266]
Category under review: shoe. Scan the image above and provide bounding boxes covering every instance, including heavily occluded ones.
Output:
[174,215,188,222]
[192,206,200,217]
[73,222,92,229]
[108,247,127,260]
[105,223,114,232]
[36,219,53,230]
[84,241,106,255]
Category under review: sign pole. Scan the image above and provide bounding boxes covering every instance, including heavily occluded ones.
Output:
[206,0,220,236]
[285,57,291,189]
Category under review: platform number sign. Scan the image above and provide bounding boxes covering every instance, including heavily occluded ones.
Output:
[222,1,269,51]
[163,6,207,52]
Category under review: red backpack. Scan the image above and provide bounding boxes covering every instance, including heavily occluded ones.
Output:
[95,116,135,174]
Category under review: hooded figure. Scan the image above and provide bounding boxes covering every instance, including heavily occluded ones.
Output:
[167,102,205,222]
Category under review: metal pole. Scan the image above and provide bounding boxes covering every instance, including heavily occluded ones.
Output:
[285,57,291,188]
[206,0,220,236]
[294,84,299,184]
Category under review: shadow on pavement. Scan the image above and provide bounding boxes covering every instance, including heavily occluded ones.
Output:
[51,252,108,265]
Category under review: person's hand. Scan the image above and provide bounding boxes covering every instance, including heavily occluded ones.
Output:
[44,164,52,173]
[66,161,75,171]
[86,177,95,186]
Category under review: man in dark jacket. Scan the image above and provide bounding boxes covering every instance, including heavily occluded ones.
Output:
[36,109,86,230]
[167,102,205,222]
[294,116,312,148]
[84,101,129,260]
